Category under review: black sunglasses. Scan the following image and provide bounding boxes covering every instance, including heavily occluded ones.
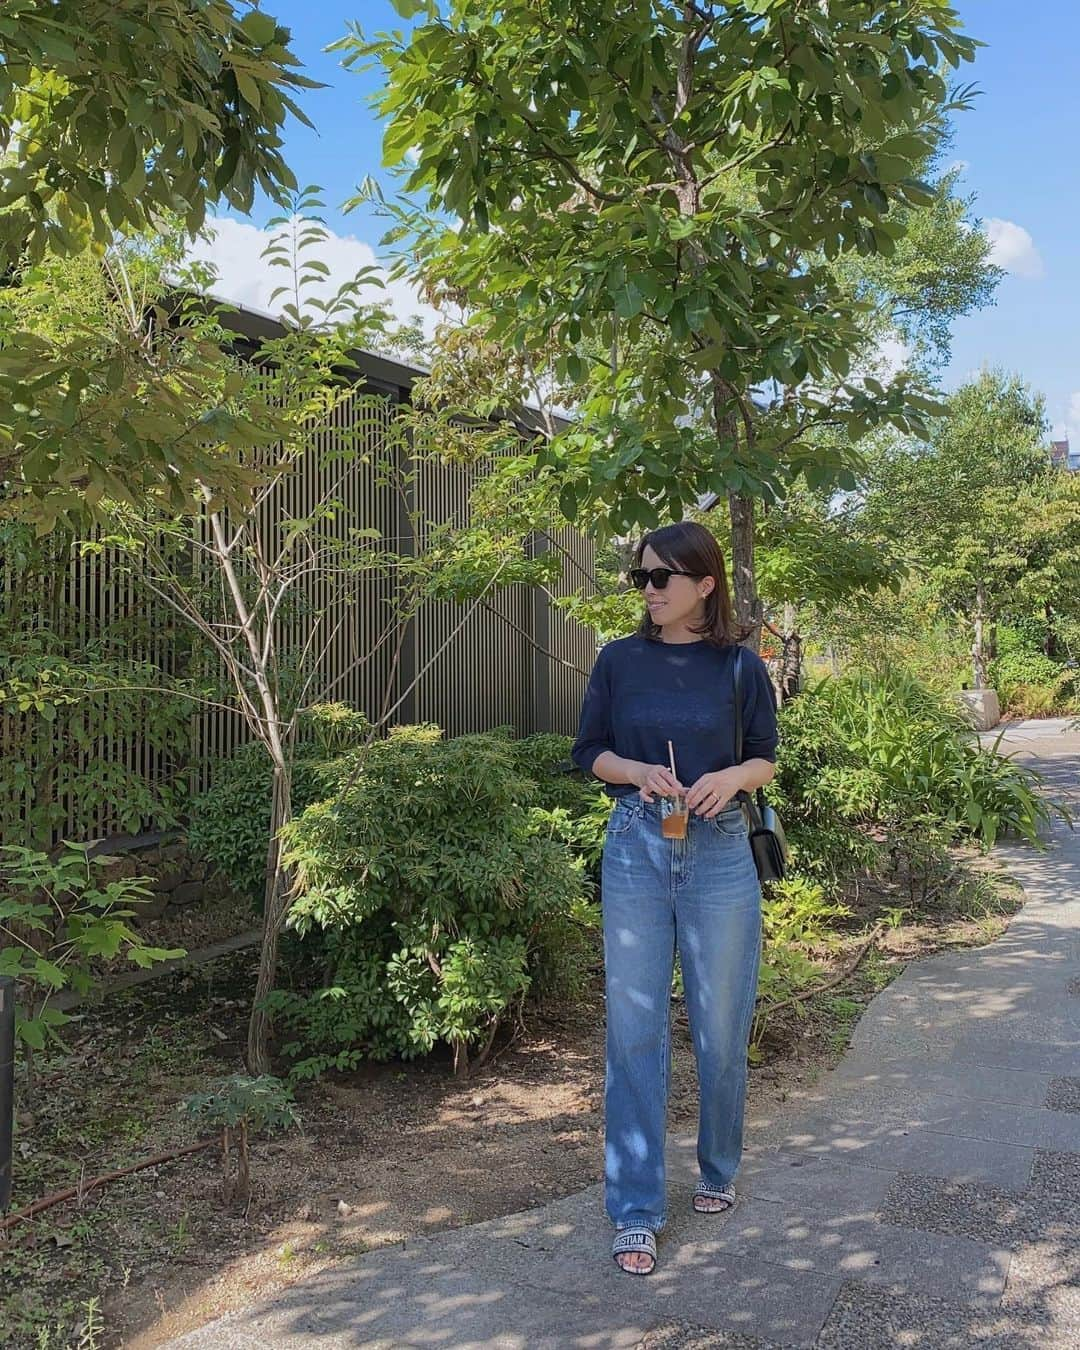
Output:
[629,567,701,591]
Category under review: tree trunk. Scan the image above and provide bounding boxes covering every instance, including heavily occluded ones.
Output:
[971,580,988,690]
[780,602,802,704]
[728,491,760,651]
[246,759,292,1075]
[1045,602,1058,661]
[660,24,762,648]
[613,536,637,590]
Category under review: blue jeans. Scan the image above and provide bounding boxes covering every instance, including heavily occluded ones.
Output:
[601,797,762,1232]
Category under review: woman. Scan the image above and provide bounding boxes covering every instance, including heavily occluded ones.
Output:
[571,521,778,1276]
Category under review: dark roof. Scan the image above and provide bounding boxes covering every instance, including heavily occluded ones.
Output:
[174,292,572,437]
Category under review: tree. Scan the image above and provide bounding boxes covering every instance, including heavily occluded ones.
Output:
[0,1,317,525]
[101,201,561,1074]
[0,1,313,261]
[860,370,1049,688]
[347,0,978,642]
[829,160,1001,374]
[0,227,293,530]
[744,158,999,691]
[751,468,904,699]
[993,467,1080,660]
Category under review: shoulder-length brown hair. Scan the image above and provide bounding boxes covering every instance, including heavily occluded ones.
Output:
[634,521,738,647]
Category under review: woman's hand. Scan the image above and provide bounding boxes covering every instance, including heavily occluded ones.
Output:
[632,763,684,803]
[685,767,746,818]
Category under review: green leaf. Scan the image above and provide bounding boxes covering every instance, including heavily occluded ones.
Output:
[239,11,278,46]
[387,0,435,17]
[235,69,262,110]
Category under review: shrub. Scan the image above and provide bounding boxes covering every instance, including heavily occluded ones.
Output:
[0,648,192,849]
[752,874,850,1059]
[773,669,1052,884]
[187,745,334,905]
[989,650,1079,716]
[268,726,588,1078]
[500,731,610,874]
[0,843,182,1058]
[182,1073,299,1205]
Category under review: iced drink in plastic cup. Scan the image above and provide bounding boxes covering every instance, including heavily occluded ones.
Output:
[661,794,689,839]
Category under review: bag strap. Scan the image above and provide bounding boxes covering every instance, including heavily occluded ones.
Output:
[733,644,744,766]
[733,644,767,815]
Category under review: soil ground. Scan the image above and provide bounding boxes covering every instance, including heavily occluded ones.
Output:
[0,859,1023,1350]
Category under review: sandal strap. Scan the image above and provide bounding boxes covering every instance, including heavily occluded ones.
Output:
[695,1180,735,1199]
[612,1227,657,1258]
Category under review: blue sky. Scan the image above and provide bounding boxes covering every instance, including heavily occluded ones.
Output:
[204,1,1080,441]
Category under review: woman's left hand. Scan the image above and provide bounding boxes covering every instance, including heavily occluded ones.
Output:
[685,767,746,818]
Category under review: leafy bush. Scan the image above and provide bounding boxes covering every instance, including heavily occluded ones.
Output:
[773,670,1052,885]
[499,730,610,873]
[303,702,373,754]
[752,874,850,1059]
[187,745,334,905]
[0,647,192,849]
[0,521,196,851]
[995,618,1049,658]
[267,726,588,1078]
[990,649,1079,716]
[0,843,182,1055]
[183,1073,299,1205]
[815,584,970,694]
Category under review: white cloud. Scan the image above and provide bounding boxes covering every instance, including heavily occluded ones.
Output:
[984,218,1044,279]
[183,215,438,338]
[1063,392,1080,447]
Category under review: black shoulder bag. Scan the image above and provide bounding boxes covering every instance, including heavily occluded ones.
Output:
[733,646,789,884]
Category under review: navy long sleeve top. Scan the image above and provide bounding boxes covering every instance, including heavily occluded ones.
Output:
[571,635,779,799]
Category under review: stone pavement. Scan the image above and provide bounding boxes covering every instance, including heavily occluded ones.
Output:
[166,719,1080,1349]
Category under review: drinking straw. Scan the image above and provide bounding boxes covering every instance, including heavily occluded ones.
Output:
[667,739,677,784]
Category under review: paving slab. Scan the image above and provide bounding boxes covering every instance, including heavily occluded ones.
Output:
[732,1151,899,1211]
[683,1194,1010,1306]
[164,1268,655,1350]
[172,1223,838,1350]
[423,1188,842,1347]
[915,1098,1080,1152]
[828,1055,1056,1109]
[945,1034,1080,1076]
[778,1114,1037,1190]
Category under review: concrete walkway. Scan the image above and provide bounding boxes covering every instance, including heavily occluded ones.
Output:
[167,720,1080,1349]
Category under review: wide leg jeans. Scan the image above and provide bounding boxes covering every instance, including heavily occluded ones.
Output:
[601,797,762,1232]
